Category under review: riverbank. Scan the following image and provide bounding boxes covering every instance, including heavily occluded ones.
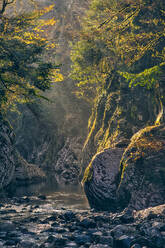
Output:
[0,192,164,248]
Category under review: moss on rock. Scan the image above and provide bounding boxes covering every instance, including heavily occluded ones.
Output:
[82,162,93,184]
[118,124,165,210]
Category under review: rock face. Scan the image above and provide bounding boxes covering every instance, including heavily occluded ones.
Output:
[0,117,15,190]
[55,138,81,185]
[83,125,165,211]
[10,103,61,175]
[12,152,46,185]
[0,115,46,191]
[83,148,124,211]
[118,124,165,210]
[82,74,158,169]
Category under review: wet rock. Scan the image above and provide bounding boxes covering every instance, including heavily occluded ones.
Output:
[99,235,113,246]
[38,195,46,200]
[118,209,134,224]
[113,235,133,248]
[79,218,96,228]
[147,211,157,220]
[0,190,165,248]
[111,225,129,239]
[46,235,56,243]
[6,231,19,238]
[89,245,110,248]
[131,245,141,248]
[53,236,67,246]
[0,209,17,215]
[0,232,6,239]
[0,221,15,232]
[68,224,77,232]
[42,227,54,233]
[83,148,124,211]
[74,234,91,245]
[0,241,4,247]
[65,241,78,247]
[133,236,150,247]
[64,211,76,221]
[5,239,18,246]
[91,231,103,242]
[46,234,67,246]
[44,214,57,222]
[19,240,36,248]
[53,227,68,233]
[118,125,165,210]
[152,222,165,231]
[149,228,164,248]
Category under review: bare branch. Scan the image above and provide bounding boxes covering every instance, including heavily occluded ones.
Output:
[0,75,15,93]
[0,0,15,15]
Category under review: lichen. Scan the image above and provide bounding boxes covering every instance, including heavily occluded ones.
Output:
[81,162,93,184]
[83,112,97,150]
[119,125,165,187]
[135,137,164,152]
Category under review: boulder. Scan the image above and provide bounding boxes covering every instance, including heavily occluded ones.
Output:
[82,148,124,211]
[54,138,81,185]
[12,152,46,185]
[117,124,165,210]
[83,125,165,211]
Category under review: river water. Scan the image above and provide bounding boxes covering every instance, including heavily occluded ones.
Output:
[4,181,89,211]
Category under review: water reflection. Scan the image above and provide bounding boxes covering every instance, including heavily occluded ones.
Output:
[7,180,89,210]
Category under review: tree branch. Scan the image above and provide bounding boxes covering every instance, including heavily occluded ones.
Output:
[0,75,15,93]
[0,0,15,15]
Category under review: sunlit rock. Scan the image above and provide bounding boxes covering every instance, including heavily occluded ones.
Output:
[82,148,124,211]
[117,124,165,210]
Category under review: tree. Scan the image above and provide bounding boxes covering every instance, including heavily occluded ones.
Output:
[0,0,63,113]
[70,0,165,108]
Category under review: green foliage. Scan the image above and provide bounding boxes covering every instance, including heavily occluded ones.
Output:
[0,1,63,113]
[70,0,165,102]
[119,63,165,89]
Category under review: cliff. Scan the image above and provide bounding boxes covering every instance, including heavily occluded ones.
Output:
[82,75,165,211]
[0,116,45,191]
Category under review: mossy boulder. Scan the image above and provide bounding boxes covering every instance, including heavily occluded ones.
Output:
[83,125,165,211]
[117,124,165,210]
[83,148,124,211]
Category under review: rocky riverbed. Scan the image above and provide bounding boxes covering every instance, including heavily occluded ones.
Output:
[0,189,165,248]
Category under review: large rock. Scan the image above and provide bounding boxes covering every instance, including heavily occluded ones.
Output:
[0,116,15,189]
[54,138,81,185]
[82,148,124,211]
[12,152,46,185]
[83,125,165,211]
[81,75,157,171]
[117,124,165,210]
[0,115,46,191]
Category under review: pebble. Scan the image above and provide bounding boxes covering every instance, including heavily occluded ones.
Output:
[0,221,15,232]
[113,235,132,248]
[0,196,164,248]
